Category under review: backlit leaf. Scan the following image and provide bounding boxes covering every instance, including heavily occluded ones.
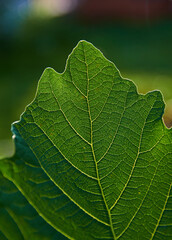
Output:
[0,41,171,239]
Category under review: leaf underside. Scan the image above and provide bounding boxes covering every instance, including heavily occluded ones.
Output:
[0,41,171,240]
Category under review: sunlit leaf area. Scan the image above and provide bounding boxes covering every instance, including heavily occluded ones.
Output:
[0,1,172,159]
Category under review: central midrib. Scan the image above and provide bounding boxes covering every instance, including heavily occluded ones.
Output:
[83,44,117,240]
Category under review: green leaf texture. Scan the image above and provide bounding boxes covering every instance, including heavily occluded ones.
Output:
[0,167,67,240]
[0,41,171,239]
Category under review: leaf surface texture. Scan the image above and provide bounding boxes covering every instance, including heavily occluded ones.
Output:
[0,41,171,239]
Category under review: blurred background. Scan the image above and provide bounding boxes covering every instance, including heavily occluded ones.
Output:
[0,0,172,157]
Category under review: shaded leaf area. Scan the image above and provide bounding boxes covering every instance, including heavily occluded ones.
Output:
[0,127,111,240]
[0,41,172,239]
[0,171,67,240]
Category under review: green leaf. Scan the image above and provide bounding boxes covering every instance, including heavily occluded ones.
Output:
[0,40,172,239]
[0,169,67,240]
